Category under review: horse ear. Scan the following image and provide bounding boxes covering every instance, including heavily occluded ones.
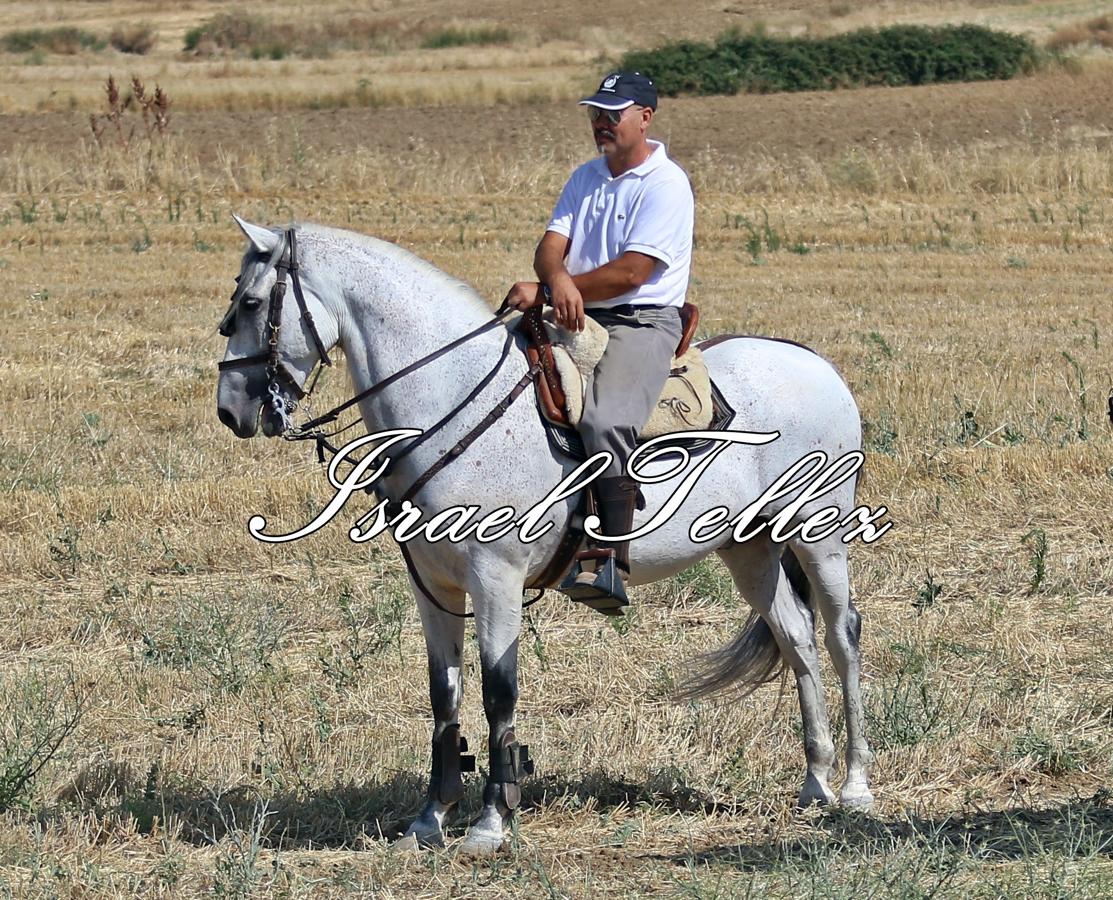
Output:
[232,214,281,255]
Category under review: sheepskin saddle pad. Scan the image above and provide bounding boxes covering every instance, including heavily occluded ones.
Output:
[542,311,713,438]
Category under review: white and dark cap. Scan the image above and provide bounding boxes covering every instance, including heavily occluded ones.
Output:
[578,71,658,111]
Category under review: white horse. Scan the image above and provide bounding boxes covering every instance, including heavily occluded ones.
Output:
[216,217,875,855]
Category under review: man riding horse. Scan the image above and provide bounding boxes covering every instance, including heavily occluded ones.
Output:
[505,70,695,614]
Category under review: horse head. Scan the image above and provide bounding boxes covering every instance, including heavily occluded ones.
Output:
[216,215,338,438]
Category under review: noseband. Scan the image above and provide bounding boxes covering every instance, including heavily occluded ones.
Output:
[217,228,333,429]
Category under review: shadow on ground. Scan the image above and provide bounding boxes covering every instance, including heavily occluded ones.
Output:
[664,789,1113,870]
[45,765,740,848]
[46,760,1113,862]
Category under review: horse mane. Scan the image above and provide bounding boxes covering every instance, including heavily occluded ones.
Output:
[298,222,493,316]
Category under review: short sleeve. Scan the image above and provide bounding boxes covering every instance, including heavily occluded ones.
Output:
[545,173,579,238]
[621,173,694,268]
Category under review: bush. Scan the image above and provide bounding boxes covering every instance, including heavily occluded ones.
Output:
[1047,15,1113,51]
[183,12,294,58]
[138,588,288,694]
[183,12,422,58]
[1,26,103,55]
[420,26,513,49]
[621,24,1041,97]
[0,669,85,810]
[109,24,156,55]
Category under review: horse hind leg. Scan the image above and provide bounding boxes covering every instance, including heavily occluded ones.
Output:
[791,538,875,810]
[707,540,837,808]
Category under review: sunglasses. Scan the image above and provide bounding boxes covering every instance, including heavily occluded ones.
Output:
[587,106,635,126]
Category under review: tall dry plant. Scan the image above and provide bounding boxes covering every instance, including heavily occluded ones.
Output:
[89,74,170,150]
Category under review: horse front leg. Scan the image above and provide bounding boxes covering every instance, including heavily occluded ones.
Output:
[395,580,468,850]
[457,571,531,857]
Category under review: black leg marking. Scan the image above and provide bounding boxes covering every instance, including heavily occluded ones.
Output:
[428,658,457,722]
[845,603,862,651]
[427,655,467,804]
[481,647,519,742]
[481,645,529,812]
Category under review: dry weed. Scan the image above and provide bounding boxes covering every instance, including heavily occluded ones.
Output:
[1047,15,1113,51]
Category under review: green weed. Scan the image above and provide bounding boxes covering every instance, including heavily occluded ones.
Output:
[420,27,513,49]
[1021,527,1048,595]
[1,27,104,55]
[139,588,289,694]
[316,581,406,691]
[0,667,86,810]
[48,508,83,575]
[672,558,735,608]
[912,572,943,614]
[863,410,898,455]
[866,643,954,749]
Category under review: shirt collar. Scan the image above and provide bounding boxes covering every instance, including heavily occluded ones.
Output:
[630,140,667,176]
[594,139,668,180]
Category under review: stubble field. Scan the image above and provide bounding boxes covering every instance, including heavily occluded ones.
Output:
[0,1,1111,896]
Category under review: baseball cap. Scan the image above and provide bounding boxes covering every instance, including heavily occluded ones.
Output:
[578,71,658,111]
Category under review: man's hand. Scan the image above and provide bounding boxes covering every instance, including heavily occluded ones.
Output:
[504,281,544,312]
[550,276,585,332]
[552,275,587,331]
[503,278,586,331]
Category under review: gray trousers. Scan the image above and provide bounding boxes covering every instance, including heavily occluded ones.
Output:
[579,305,683,478]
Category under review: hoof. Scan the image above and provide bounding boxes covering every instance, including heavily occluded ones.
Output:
[840,785,875,812]
[391,828,445,852]
[796,773,837,809]
[455,818,506,858]
[391,833,424,853]
[454,833,505,858]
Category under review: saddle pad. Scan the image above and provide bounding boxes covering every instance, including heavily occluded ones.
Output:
[544,313,714,437]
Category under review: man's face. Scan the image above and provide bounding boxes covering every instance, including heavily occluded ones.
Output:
[590,104,652,156]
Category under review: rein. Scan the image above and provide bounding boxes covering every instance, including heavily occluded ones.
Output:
[217,229,547,620]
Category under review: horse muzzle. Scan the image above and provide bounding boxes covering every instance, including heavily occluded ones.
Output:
[217,370,267,439]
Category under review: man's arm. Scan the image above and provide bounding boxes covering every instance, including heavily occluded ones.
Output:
[568,253,657,302]
[506,233,659,330]
[532,231,658,330]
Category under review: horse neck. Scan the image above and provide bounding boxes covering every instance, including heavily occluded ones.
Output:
[329,241,514,434]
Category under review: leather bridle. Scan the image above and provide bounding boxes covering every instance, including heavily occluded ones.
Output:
[217,229,333,430]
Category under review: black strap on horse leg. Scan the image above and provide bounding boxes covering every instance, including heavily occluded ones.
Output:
[429,723,475,806]
[482,729,534,812]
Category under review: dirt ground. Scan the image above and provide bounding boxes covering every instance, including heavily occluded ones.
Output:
[3,64,1111,167]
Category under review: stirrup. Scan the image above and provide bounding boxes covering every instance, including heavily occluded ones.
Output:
[558,552,629,616]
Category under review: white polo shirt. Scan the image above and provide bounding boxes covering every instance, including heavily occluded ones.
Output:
[545,140,693,309]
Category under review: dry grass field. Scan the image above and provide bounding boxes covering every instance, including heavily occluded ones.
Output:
[0,0,1112,896]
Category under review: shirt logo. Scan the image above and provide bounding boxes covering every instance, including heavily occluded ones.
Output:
[617,213,626,220]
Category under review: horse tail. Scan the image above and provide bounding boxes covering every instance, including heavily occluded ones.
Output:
[674,547,813,699]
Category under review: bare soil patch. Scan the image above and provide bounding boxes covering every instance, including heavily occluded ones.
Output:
[3,64,1110,169]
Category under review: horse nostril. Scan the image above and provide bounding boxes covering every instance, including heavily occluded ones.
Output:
[217,406,237,430]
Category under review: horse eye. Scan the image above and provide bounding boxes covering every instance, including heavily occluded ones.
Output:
[242,297,262,310]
